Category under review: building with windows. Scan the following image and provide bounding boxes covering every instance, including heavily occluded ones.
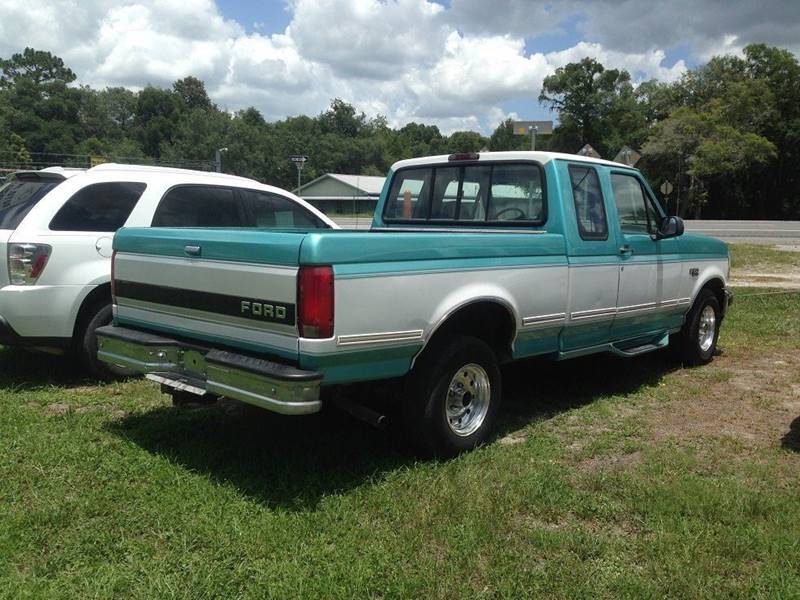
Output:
[294,173,385,215]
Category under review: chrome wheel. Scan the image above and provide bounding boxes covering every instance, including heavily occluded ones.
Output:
[698,305,716,352]
[445,363,491,437]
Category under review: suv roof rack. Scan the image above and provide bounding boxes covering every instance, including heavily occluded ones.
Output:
[88,163,256,182]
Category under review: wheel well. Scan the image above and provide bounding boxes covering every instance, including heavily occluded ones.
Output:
[425,301,515,363]
[701,278,725,313]
[72,283,112,340]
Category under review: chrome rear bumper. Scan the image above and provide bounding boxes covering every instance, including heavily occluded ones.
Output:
[96,325,322,415]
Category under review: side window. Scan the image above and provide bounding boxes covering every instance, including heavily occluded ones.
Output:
[383,168,432,220]
[240,190,327,229]
[611,174,655,235]
[568,165,607,240]
[151,185,242,227]
[488,164,544,222]
[49,182,146,232]
[457,166,491,221]
[430,167,461,220]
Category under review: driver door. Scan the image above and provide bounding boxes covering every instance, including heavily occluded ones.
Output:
[609,172,682,340]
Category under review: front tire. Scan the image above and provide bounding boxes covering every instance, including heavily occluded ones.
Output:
[76,303,138,380]
[673,289,721,366]
[402,335,502,457]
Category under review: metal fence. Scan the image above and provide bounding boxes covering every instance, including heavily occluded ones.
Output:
[0,152,215,179]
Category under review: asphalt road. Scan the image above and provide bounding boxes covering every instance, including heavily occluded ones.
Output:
[683,220,800,245]
[332,216,800,245]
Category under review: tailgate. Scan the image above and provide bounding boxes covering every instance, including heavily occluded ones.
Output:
[112,227,306,361]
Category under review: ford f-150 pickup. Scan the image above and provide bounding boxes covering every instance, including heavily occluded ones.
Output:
[96,151,732,455]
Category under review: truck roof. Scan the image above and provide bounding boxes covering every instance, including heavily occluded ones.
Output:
[391,151,634,171]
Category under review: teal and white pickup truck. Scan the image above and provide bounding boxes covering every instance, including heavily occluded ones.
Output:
[97,151,732,455]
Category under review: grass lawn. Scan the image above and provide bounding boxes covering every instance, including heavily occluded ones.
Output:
[730,243,800,274]
[1,289,799,597]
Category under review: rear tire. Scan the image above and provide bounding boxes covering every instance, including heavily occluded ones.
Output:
[672,289,720,366]
[76,303,138,380]
[402,335,502,457]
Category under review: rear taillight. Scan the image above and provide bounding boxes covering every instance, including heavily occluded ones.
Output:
[8,243,52,285]
[297,265,334,338]
[110,250,117,302]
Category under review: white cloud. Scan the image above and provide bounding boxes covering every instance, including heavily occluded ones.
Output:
[1,0,794,134]
[287,0,448,80]
[545,42,687,83]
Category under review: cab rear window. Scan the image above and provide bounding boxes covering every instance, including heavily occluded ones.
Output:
[383,162,545,225]
[0,175,63,229]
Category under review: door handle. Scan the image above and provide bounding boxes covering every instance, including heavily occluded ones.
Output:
[184,245,201,257]
[619,245,633,256]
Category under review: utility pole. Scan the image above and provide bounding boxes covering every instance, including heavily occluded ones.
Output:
[215,147,228,172]
[512,121,552,150]
[529,125,538,151]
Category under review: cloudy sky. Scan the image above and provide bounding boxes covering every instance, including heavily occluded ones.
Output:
[1,0,798,133]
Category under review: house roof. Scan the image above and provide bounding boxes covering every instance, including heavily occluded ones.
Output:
[295,173,386,196]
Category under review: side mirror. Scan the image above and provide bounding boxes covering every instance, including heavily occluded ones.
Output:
[656,216,684,240]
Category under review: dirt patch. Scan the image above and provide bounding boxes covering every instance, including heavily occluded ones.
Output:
[731,272,800,289]
[45,403,71,416]
[580,450,643,472]
[648,352,800,451]
[498,433,527,446]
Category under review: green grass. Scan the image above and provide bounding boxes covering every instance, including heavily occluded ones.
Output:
[729,243,800,273]
[1,291,800,598]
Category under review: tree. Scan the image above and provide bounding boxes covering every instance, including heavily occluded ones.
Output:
[320,98,366,137]
[641,44,798,218]
[539,57,643,157]
[0,128,31,164]
[643,104,775,217]
[173,76,213,112]
[134,86,181,157]
[0,47,75,88]
[443,131,487,153]
[0,48,81,153]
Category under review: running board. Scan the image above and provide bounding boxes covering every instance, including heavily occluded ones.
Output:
[610,334,669,357]
[557,333,670,360]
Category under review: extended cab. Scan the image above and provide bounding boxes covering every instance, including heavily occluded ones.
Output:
[97,152,732,455]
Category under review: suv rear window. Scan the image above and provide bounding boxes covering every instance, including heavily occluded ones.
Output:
[383,162,545,225]
[0,175,63,229]
[50,182,146,231]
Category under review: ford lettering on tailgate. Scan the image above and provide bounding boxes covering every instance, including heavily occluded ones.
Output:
[115,280,296,326]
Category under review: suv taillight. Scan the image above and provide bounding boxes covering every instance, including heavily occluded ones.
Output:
[8,243,51,285]
[298,266,334,338]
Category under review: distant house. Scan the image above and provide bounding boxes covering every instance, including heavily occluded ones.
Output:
[294,173,385,215]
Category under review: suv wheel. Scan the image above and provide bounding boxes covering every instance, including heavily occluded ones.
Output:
[76,303,137,380]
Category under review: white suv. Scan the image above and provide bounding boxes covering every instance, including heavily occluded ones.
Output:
[0,163,336,378]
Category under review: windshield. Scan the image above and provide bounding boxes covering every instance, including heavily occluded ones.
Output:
[0,175,64,229]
